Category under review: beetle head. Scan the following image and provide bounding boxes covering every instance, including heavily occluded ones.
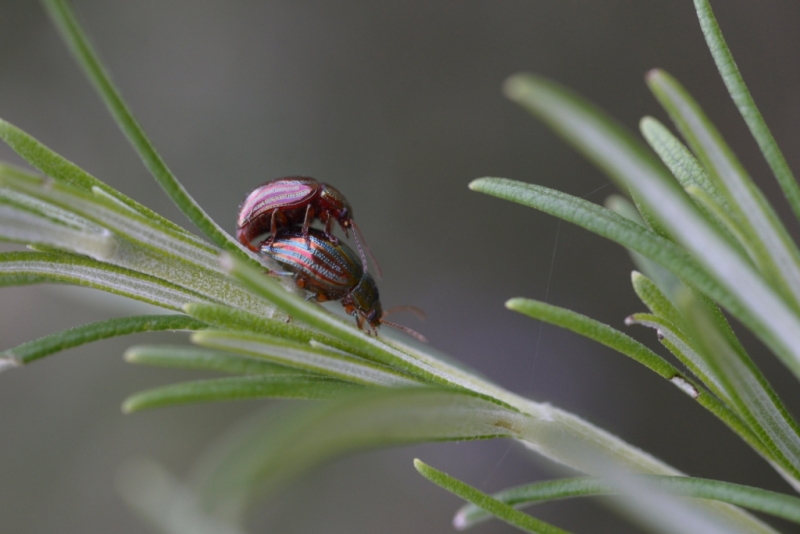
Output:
[318,183,353,226]
[347,272,382,329]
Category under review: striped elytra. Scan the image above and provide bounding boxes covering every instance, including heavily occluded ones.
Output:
[261,228,383,331]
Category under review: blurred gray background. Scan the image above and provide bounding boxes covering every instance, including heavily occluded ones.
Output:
[2,1,800,532]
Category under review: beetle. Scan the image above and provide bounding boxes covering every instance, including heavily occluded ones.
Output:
[237,176,379,276]
[261,228,423,341]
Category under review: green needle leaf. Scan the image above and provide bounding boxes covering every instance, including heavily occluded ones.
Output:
[1,314,205,366]
[678,297,800,484]
[506,297,773,476]
[647,69,800,307]
[191,330,422,387]
[122,375,359,413]
[457,476,800,529]
[506,298,675,379]
[0,251,212,311]
[0,171,275,316]
[40,0,255,265]
[639,117,724,207]
[0,119,193,237]
[183,302,363,358]
[470,178,734,328]
[124,345,300,375]
[693,0,800,222]
[221,253,515,402]
[414,459,570,534]
[499,73,800,383]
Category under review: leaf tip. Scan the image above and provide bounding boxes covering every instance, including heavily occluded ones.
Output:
[123,348,140,363]
[467,178,487,191]
[452,510,468,530]
[121,397,139,414]
[502,73,532,101]
[413,458,427,474]
[189,330,208,344]
[645,68,664,84]
[0,355,21,373]
[504,298,525,311]
[639,115,658,131]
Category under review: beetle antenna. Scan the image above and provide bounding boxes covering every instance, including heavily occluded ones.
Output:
[350,220,383,279]
[380,319,427,343]
[383,305,426,320]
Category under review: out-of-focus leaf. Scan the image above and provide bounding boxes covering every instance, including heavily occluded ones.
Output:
[193,388,523,522]
[122,375,359,412]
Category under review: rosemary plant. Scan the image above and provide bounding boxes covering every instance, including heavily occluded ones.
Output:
[2,1,800,532]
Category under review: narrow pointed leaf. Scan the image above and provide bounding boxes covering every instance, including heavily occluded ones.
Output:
[530,431,776,534]
[639,117,724,205]
[125,345,302,375]
[471,178,742,335]
[1,314,204,366]
[414,459,570,534]
[630,271,685,330]
[639,118,750,260]
[0,119,193,236]
[0,251,211,311]
[679,299,800,485]
[693,0,800,221]
[457,476,800,530]
[221,253,513,401]
[647,69,800,307]
[0,202,117,259]
[1,170,219,269]
[506,298,675,379]
[191,330,421,387]
[183,303,362,358]
[0,172,275,316]
[40,0,254,263]
[505,298,769,471]
[122,375,359,412]
[628,313,732,403]
[501,74,800,382]
[604,195,682,298]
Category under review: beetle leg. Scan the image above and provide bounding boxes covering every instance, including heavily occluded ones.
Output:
[258,211,280,250]
[260,235,275,250]
[324,215,339,244]
[339,219,351,239]
[302,204,314,244]
[270,209,279,238]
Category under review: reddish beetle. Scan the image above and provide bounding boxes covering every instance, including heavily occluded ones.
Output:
[237,176,379,276]
[261,228,423,341]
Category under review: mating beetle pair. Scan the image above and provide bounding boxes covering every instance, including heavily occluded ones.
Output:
[236,177,421,340]
[236,176,378,275]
